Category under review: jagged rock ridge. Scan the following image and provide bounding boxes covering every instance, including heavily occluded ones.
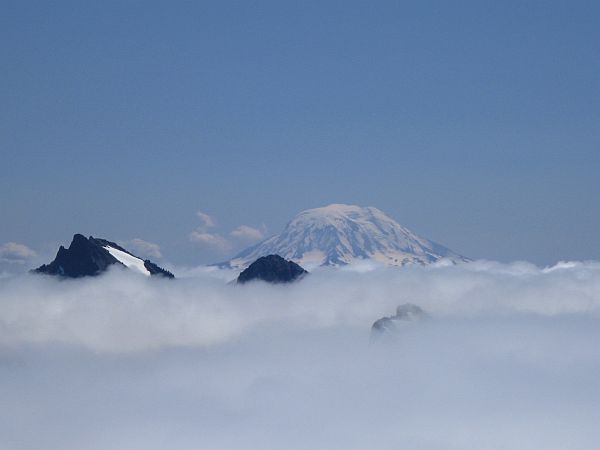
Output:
[33,234,174,278]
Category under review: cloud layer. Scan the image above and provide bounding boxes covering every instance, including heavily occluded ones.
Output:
[1,260,600,449]
[1,260,600,352]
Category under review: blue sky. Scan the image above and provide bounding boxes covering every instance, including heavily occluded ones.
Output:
[1,0,599,266]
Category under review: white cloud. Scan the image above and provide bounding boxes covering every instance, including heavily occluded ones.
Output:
[190,211,232,253]
[196,210,216,228]
[2,260,600,449]
[2,259,600,351]
[124,238,162,259]
[191,212,265,255]
[189,230,231,253]
[0,242,36,263]
[230,225,265,243]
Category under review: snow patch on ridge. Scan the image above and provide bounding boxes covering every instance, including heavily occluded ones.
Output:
[104,246,150,276]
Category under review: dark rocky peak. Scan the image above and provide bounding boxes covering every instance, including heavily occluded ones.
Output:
[33,234,174,279]
[237,254,307,284]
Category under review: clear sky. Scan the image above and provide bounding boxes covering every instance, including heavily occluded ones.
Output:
[1,0,599,267]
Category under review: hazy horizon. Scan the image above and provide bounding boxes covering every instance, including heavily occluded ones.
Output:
[2,198,600,274]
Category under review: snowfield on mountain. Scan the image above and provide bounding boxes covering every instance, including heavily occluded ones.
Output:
[224,204,468,269]
[103,245,151,276]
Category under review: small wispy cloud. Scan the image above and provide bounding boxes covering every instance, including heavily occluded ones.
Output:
[196,211,216,228]
[230,225,265,243]
[190,211,265,254]
[190,210,230,253]
[0,242,37,263]
[125,238,162,259]
[189,231,231,253]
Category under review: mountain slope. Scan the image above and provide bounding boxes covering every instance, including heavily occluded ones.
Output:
[34,234,174,278]
[223,204,468,269]
[237,255,308,284]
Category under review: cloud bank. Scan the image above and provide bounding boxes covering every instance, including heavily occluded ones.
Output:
[1,260,600,449]
[1,260,600,351]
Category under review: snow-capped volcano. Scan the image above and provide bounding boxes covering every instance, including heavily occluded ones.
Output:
[223,204,468,269]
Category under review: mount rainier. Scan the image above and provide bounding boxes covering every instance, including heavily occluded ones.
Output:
[222,204,468,269]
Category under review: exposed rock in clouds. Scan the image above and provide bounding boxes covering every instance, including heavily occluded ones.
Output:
[33,234,174,278]
[237,254,308,284]
[371,303,429,340]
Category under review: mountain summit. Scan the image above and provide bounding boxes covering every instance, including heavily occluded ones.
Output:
[237,255,308,284]
[34,234,174,278]
[223,204,468,269]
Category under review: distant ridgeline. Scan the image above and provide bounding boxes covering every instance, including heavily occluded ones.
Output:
[33,234,174,278]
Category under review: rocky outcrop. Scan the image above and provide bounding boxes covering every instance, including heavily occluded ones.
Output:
[33,234,174,278]
[371,303,428,340]
[237,254,307,284]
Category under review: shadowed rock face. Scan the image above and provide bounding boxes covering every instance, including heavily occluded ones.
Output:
[237,254,307,284]
[371,303,428,340]
[33,234,174,278]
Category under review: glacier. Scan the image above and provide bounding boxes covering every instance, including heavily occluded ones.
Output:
[223,204,468,269]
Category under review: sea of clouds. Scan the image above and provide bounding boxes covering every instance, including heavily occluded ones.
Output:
[1,260,600,449]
